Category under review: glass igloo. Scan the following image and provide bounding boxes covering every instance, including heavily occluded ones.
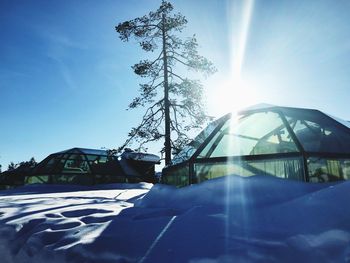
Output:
[26,148,160,185]
[162,105,350,187]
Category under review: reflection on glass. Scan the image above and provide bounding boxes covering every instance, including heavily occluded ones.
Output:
[285,109,350,153]
[162,165,189,187]
[308,157,350,182]
[163,106,350,187]
[198,112,299,158]
[62,155,90,174]
[194,158,304,183]
[172,117,225,164]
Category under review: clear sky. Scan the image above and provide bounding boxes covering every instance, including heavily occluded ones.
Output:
[1,0,350,170]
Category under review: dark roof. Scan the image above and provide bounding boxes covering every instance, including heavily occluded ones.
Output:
[54,148,108,156]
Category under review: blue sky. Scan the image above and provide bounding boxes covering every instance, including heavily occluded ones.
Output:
[1,0,350,170]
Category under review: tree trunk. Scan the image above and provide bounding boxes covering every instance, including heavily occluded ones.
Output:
[162,14,172,165]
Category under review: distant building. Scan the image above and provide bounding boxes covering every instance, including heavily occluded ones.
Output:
[0,148,160,189]
[162,104,350,187]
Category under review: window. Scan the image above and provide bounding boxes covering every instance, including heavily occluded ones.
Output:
[307,157,350,182]
[194,157,304,183]
[162,164,190,187]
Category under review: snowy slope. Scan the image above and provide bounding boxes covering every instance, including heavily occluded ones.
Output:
[1,176,350,262]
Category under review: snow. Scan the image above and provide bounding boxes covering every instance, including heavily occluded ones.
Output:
[1,176,350,262]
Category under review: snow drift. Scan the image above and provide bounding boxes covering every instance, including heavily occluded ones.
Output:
[0,176,350,262]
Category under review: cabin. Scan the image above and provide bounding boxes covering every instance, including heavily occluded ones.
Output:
[162,105,350,187]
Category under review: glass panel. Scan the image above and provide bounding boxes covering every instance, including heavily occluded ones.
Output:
[53,159,66,173]
[162,165,190,187]
[51,174,93,185]
[62,155,90,173]
[172,117,225,164]
[198,120,230,158]
[86,154,107,162]
[198,112,299,158]
[35,157,64,174]
[284,109,350,153]
[80,148,107,156]
[194,157,304,183]
[25,175,50,184]
[44,157,59,172]
[307,157,350,182]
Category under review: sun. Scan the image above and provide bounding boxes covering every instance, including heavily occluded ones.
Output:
[214,77,260,115]
[204,0,259,118]
[206,0,258,117]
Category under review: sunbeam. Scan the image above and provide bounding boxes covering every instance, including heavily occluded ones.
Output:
[207,0,258,117]
[225,0,255,253]
[229,0,256,115]
[231,0,254,81]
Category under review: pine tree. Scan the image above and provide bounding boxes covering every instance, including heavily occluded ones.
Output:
[6,157,37,172]
[116,1,216,165]
[7,162,16,171]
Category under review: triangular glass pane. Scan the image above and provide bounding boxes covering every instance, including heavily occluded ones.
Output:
[198,111,299,158]
[283,109,350,154]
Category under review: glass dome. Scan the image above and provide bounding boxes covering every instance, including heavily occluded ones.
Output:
[27,148,159,185]
[162,105,350,187]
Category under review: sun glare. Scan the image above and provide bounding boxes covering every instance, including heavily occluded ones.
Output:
[207,0,258,118]
[228,0,256,115]
[218,78,259,114]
